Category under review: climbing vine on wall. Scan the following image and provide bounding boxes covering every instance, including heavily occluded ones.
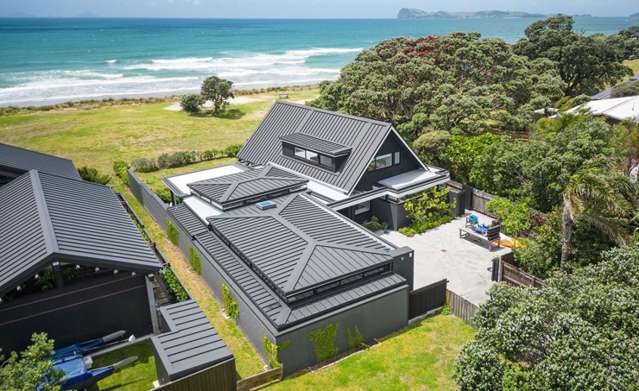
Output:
[222,282,238,320]
[188,247,202,274]
[308,323,339,362]
[262,336,290,368]
[166,219,180,246]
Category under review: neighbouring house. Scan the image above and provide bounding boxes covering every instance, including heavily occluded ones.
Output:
[591,75,639,100]
[155,102,450,374]
[166,101,449,230]
[567,95,639,122]
[0,150,162,352]
[0,142,80,186]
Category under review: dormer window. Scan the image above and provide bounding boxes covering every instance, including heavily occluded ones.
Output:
[281,133,351,173]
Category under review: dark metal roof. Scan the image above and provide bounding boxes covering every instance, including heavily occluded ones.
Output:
[188,164,307,209]
[0,143,80,179]
[237,101,393,194]
[153,300,233,380]
[279,133,351,157]
[0,170,160,294]
[167,204,210,237]
[592,88,612,100]
[170,197,407,331]
[207,193,394,298]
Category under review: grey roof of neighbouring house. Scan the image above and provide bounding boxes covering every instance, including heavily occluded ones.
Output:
[188,164,307,209]
[236,101,394,194]
[0,143,80,179]
[279,132,352,157]
[169,194,408,330]
[0,170,160,294]
[153,300,233,381]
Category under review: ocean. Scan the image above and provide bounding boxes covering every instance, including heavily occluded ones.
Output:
[0,17,636,107]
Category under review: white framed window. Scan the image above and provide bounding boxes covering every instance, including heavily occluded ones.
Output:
[320,155,334,170]
[306,150,319,164]
[294,147,306,159]
[354,201,371,215]
[375,153,393,170]
[394,151,400,165]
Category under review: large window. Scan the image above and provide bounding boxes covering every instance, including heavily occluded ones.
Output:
[368,151,401,171]
[290,146,335,171]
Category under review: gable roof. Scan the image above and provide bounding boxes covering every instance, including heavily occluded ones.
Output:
[0,143,80,179]
[0,171,160,294]
[207,192,395,299]
[236,101,394,194]
[152,300,233,381]
[188,164,307,209]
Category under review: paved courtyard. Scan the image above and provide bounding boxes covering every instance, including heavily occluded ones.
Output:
[380,212,511,306]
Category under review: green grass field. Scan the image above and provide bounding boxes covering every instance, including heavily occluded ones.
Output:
[625,59,639,74]
[267,315,474,391]
[0,87,318,174]
[91,341,157,391]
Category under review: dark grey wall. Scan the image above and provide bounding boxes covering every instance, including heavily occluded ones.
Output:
[371,198,410,230]
[356,131,421,191]
[128,169,170,229]
[276,286,408,376]
[0,273,152,353]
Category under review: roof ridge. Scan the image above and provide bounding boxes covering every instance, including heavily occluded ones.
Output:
[29,170,59,254]
[0,143,75,164]
[273,101,393,127]
[313,242,391,256]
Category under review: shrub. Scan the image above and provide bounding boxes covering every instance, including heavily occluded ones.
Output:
[346,325,364,349]
[157,151,197,169]
[188,247,202,274]
[180,94,203,113]
[156,187,173,204]
[161,267,188,302]
[222,282,238,320]
[223,144,242,157]
[78,166,111,185]
[112,160,129,184]
[362,216,382,232]
[166,220,180,246]
[132,157,158,173]
[486,197,534,238]
[400,187,454,236]
[308,323,339,362]
[611,80,639,98]
[201,149,222,160]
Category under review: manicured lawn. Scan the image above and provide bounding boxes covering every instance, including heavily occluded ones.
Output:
[136,157,236,194]
[91,341,157,391]
[267,315,475,391]
[0,87,318,174]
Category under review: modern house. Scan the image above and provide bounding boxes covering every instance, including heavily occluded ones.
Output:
[0,142,80,185]
[156,102,448,374]
[567,95,639,122]
[0,146,162,353]
[166,101,449,229]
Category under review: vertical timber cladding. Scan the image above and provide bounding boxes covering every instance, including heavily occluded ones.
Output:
[408,279,447,319]
[0,273,152,353]
[275,285,409,376]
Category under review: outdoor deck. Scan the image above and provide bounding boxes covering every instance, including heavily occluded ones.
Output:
[380,212,511,306]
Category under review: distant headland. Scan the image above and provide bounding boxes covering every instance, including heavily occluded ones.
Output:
[397,8,548,19]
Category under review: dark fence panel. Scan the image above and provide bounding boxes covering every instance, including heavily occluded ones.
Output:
[128,169,170,229]
[154,358,237,391]
[409,279,447,319]
[0,274,152,353]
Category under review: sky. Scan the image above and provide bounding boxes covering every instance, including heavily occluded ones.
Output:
[1,0,637,18]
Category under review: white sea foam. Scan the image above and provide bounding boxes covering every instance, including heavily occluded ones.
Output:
[0,47,360,106]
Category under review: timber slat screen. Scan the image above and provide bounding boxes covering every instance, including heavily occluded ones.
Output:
[445,290,478,324]
[501,261,545,288]
[409,279,447,319]
[237,367,283,391]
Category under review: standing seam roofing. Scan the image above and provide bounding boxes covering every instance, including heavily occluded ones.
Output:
[236,102,392,194]
[0,170,160,294]
[153,300,233,380]
[0,143,80,179]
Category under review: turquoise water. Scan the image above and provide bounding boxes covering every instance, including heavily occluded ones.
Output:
[0,17,636,106]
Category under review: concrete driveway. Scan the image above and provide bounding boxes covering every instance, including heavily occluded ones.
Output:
[380,213,511,306]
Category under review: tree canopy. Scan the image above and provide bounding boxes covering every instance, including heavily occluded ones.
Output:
[513,15,632,96]
[310,32,564,140]
[455,245,639,391]
[200,76,234,114]
[0,333,61,391]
